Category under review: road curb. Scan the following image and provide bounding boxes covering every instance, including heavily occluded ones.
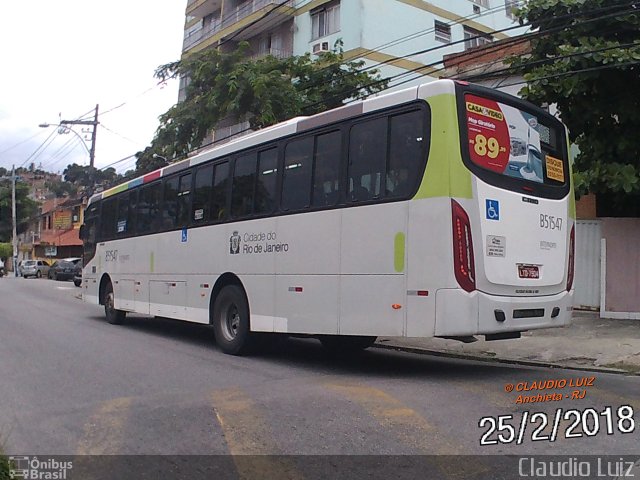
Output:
[372,342,637,376]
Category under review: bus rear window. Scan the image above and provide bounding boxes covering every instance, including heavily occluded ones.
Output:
[464,93,566,186]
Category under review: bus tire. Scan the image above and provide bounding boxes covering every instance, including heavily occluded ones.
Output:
[212,285,252,355]
[319,335,377,353]
[104,282,126,325]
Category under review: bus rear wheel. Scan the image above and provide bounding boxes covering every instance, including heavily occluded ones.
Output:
[319,335,377,354]
[212,285,253,355]
[104,282,126,325]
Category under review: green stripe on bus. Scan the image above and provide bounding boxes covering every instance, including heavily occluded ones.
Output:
[413,94,472,200]
[103,183,128,198]
[394,232,405,273]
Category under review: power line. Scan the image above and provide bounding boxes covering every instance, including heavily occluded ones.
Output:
[186,3,640,156]
[455,40,640,84]
[353,1,637,78]
[305,2,640,112]
[0,130,48,157]
[99,154,137,171]
[488,60,640,90]
[82,0,640,174]
[45,141,88,172]
[19,129,57,168]
[99,123,145,147]
[99,84,162,118]
[108,0,521,165]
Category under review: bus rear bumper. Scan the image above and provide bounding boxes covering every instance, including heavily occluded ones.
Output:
[434,288,573,337]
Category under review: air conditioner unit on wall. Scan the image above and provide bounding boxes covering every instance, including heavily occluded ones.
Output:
[312,41,330,54]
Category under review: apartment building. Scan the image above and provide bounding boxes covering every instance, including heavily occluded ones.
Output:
[182,0,521,140]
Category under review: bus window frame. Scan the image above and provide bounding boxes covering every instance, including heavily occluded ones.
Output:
[84,100,431,242]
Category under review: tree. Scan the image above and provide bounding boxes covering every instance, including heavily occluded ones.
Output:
[510,0,640,214]
[154,41,388,157]
[62,163,120,193]
[46,179,78,198]
[0,242,11,260]
[0,181,39,242]
[133,146,169,176]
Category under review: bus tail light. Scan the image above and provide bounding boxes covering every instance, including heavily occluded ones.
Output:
[451,199,476,292]
[567,224,575,291]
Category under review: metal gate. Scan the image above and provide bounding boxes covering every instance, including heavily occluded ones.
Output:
[574,220,601,310]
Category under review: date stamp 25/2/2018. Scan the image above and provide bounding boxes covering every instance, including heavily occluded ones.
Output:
[479,405,635,446]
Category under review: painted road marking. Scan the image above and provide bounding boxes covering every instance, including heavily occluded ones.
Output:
[211,388,302,480]
[327,381,488,478]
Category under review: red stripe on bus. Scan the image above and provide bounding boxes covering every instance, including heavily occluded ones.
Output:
[143,171,161,183]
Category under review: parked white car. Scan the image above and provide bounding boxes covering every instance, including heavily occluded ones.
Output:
[21,260,51,278]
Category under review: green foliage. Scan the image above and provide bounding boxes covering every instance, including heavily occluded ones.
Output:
[0,453,10,480]
[133,146,169,176]
[0,182,38,242]
[46,179,78,198]
[510,0,640,212]
[62,164,120,193]
[0,243,11,260]
[154,41,388,157]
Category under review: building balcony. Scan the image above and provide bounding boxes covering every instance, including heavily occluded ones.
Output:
[248,47,293,60]
[183,0,294,53]
[187,0,223,19]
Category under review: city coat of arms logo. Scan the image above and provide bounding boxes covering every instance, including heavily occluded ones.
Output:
[230,231,241,254]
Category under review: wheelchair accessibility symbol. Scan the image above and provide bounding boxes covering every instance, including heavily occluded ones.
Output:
[486,199,500,220]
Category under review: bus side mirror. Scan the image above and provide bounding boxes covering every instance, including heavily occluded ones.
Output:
[79,224,86,240]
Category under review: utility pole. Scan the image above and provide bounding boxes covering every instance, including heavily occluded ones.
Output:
[60,104,99,168]
[11,164,18,277]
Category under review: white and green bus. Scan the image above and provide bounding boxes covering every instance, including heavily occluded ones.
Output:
[80,79,575,355]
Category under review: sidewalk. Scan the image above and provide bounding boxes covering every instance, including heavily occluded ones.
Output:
[376,311,640,374]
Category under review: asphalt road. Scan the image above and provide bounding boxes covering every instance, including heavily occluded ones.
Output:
[1,276,639,478]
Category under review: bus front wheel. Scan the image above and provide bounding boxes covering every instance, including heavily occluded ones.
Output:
[104,282,126,325]
[212,285,252,355]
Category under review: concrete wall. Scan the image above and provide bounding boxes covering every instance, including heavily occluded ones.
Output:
[602,218,640,316]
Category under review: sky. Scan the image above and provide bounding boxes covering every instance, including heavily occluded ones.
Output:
[0,1,187,175]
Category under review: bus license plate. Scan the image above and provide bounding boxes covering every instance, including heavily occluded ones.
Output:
[518,265,539,279]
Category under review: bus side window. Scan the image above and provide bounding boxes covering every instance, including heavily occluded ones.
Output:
[312,130,341,207]
[387,110,425,198]
[232,153,256,218]
[116,193,130,236]
[162,176,179,230]
[282,137,313,211]
[212,162,230,222]
[177,172,192,227]
[348,118,387,202]
[100,198,117,240]
[192,165,213,224]
[138,182,162,234]
[255,148,278,215]
[127,190,138,235]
